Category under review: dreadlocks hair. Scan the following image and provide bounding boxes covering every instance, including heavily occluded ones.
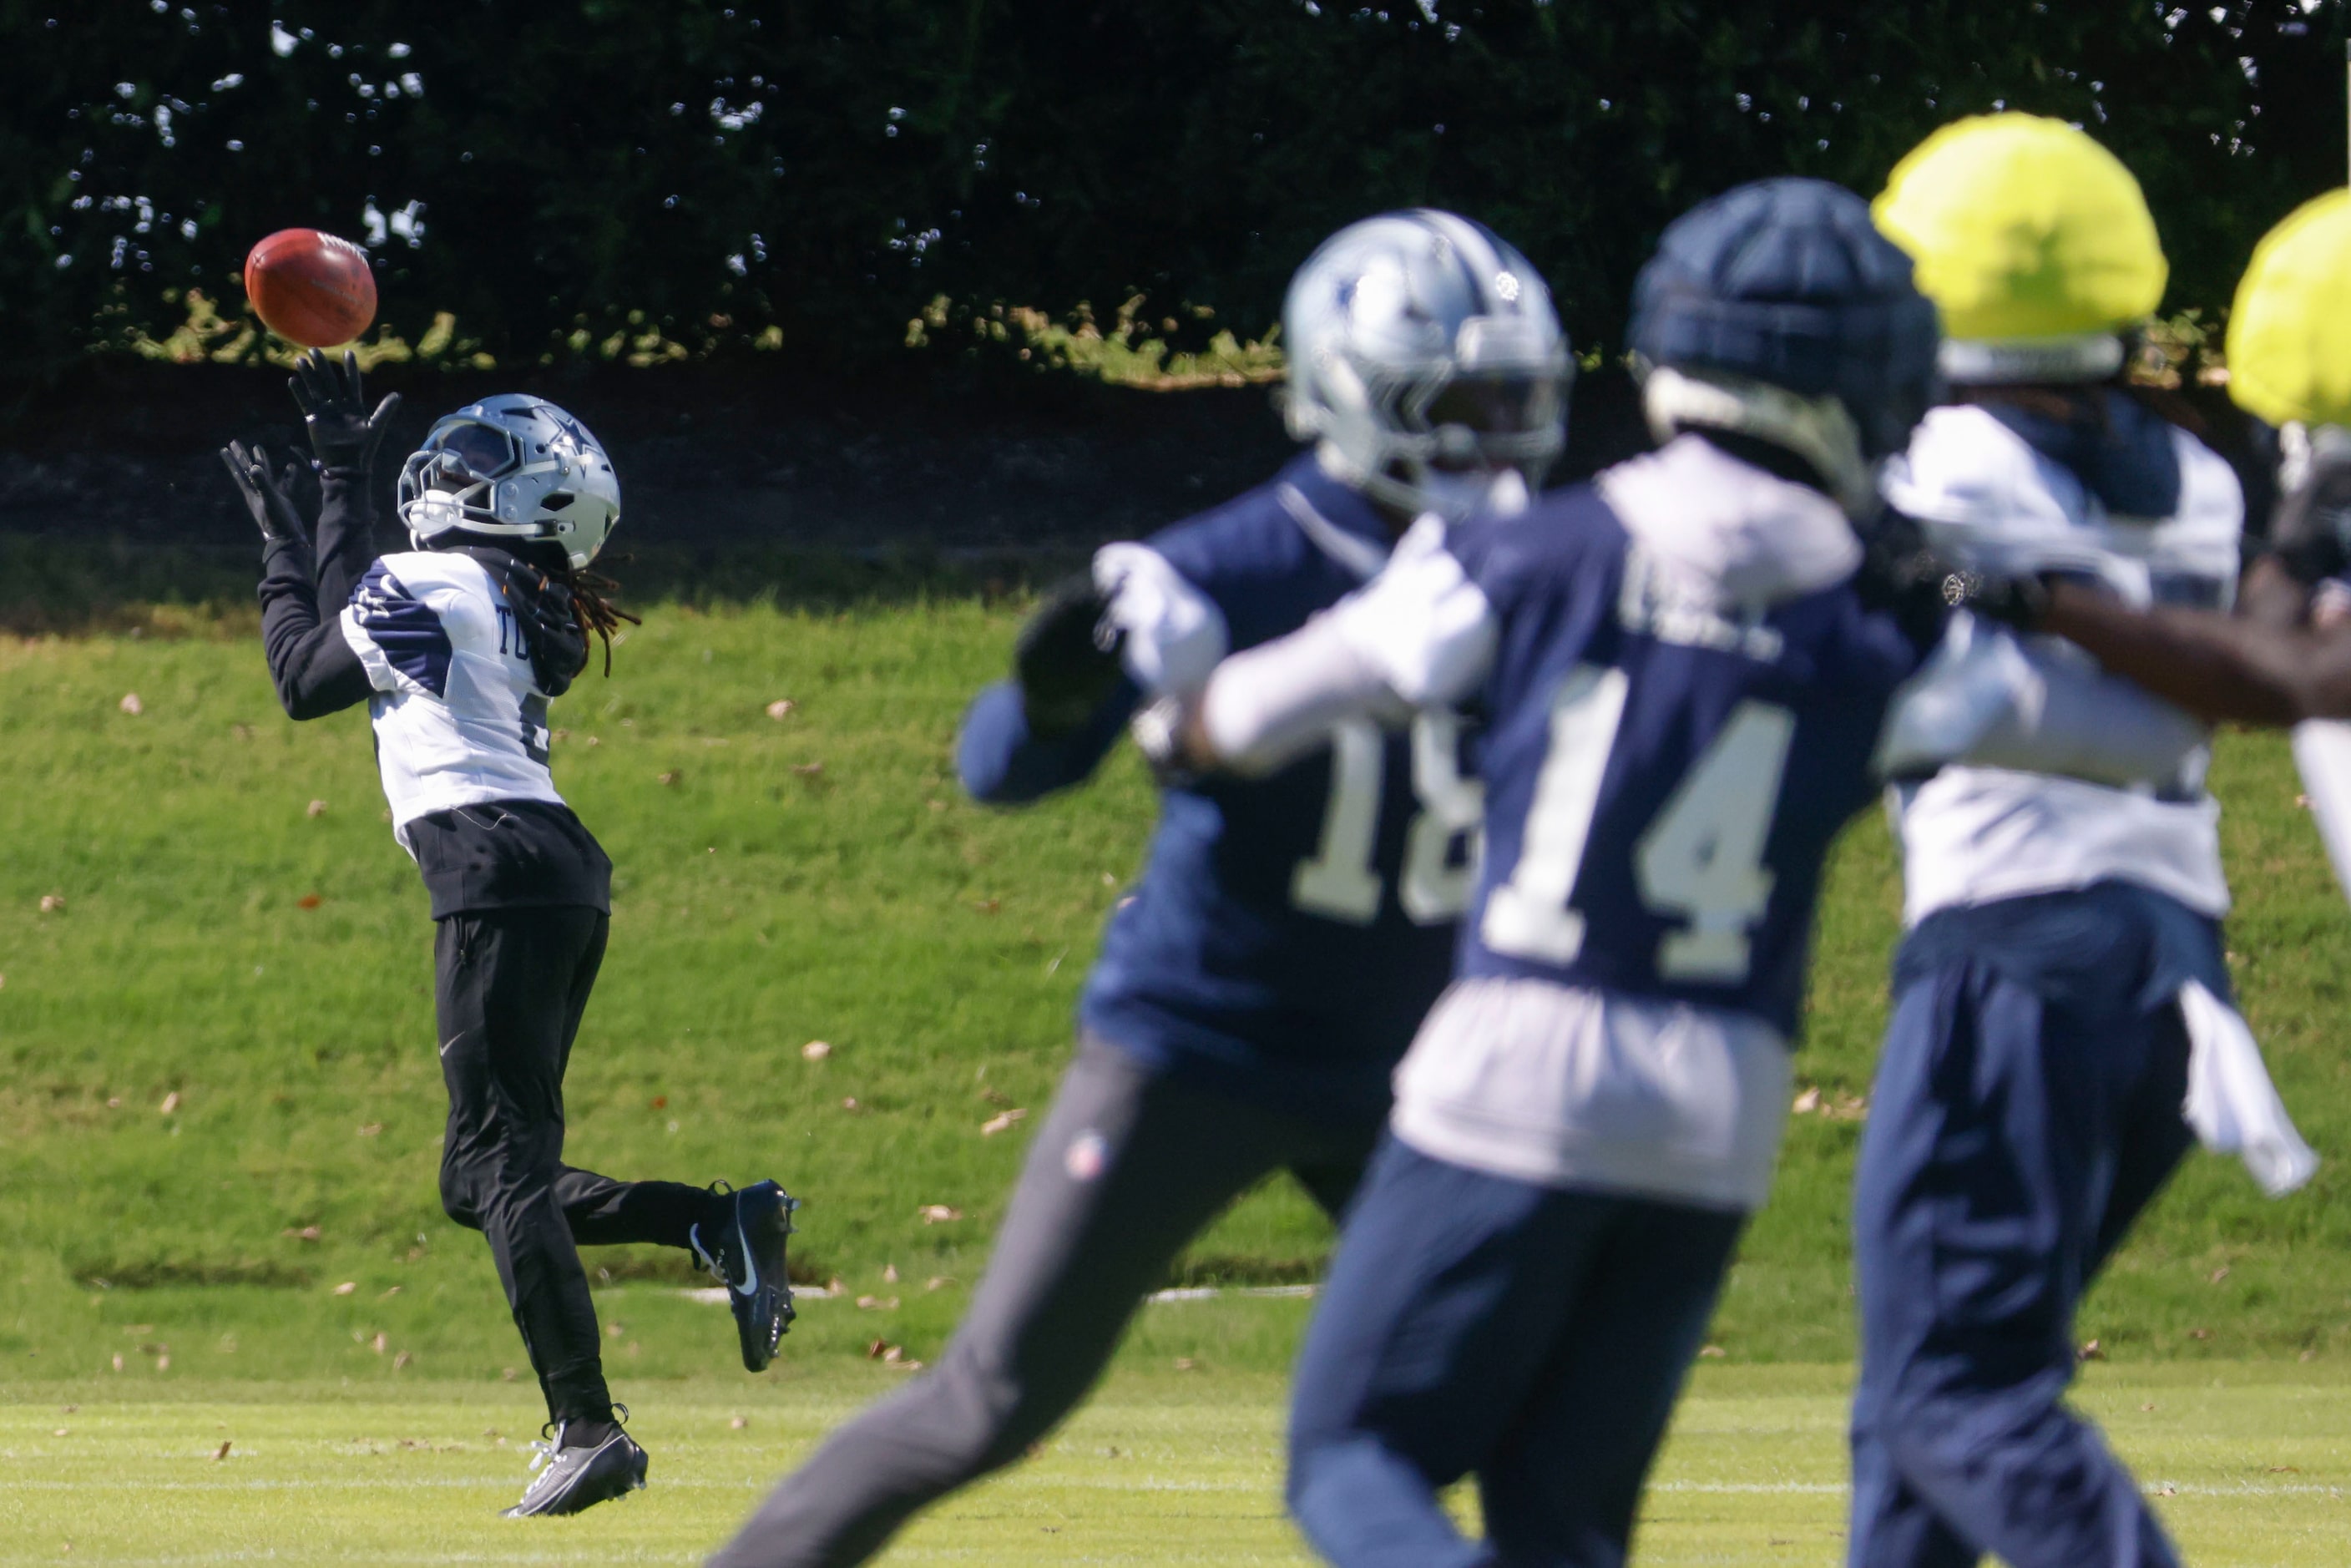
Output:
[558,556,641,677]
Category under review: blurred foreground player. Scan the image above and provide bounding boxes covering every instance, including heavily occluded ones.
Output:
[1181,178,1944,1568]
[1848,115,2313,1568]
[220,359,798,1518]
[706,210,1569,1568]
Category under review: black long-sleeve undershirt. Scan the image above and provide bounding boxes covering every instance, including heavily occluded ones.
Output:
[258,468,381,720]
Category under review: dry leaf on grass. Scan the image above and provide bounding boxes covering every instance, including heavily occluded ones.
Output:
[119,693,143,716]
[110,1355,124,1373]
[38,895,64,913]
[918,1205,963,1224]
[729,1415,748,1430]
[856,1296,900,1312]
[371,1333,387,1353]
[801,1040,832,1061]
[306,799,327,817]
[332,1282,356,1296]
[296,893,322,909]
[159,1092,180,1115]
[214,1440,231,1461]
[2079,1338,2104,1361]
[1697,1345,1727,1358]
[393,1351,412,1369]
[865,1338,897,1360]
[282,1226,322,1242]
[841,1097,862,1112]
[980,1109,1028,1136]
[658,770,682,787]
[792,761,826,778]
[357,1123,382,1137]
[882,1264,898,1283]
[766,700,797,721]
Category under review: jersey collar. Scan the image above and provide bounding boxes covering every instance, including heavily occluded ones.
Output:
[1279,452,1393,582]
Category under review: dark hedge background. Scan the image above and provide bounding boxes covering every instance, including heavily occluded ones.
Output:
[4,1,2348,382]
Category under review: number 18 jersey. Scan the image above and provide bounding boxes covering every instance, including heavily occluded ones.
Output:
[1408,437,1920,1037]
[958,456,1469,1125]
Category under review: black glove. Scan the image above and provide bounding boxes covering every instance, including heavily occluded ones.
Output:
[2265,429,2351,587]
[288,349,402,477]
[1014,571,1125,736]
[458,548,591,697]
[1935,564,2050,633]
[220,440,312,545]
[1853,506,2049,650]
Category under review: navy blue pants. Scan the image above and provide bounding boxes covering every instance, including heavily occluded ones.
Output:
[1287,1136,1745,1568]
[1849,885,2213,1568]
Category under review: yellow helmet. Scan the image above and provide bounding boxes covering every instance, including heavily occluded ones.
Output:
[1873,113,2167,382]
[2227,190,2351,432]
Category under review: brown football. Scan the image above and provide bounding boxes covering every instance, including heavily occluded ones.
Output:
[243,229,378,347]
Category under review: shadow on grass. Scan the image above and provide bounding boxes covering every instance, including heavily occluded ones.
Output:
[0,535,1090,637]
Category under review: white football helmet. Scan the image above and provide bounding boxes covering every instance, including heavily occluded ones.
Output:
[1282,210,1570,522]
[396,395,622,569]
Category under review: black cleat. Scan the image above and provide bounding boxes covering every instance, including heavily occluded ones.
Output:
[501,1416,648,1518]
[693,1179,798,1372]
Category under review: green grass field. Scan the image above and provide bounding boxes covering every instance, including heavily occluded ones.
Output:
[7,600,2351,1560]
[5,1353,2349,1565]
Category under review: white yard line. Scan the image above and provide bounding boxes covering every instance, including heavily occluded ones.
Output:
[676,1283,1317,1305]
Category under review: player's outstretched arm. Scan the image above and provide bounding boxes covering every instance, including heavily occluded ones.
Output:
[958,573,1140,805]
[1185,520,1489,776]
[227,440,373,722]
[2046,436,2351,725]
[2040,564,2351,726]
[289,349,401,610]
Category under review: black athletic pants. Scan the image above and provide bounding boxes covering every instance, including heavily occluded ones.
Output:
[435,907,716,1425]
[707,1034,1379,1568]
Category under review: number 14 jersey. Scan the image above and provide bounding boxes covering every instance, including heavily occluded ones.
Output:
[1363,436,1922,1038]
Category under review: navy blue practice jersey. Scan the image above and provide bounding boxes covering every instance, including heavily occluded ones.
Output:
[958,454,1471,1123]
[1446,485,1918,1037]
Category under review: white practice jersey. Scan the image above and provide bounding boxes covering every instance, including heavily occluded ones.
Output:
[1881,404,2242,924]
[338,549,568,849]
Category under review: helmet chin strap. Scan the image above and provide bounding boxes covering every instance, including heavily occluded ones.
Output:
[1641,366,1878,518]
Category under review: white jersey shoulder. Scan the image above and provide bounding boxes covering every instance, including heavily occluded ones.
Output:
[338,549,565,847]
[1600,433,1862,613]
[1884,404,2242,602]
[1878,406,2238,923]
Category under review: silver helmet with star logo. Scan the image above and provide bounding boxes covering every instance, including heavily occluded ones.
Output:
[397,394,622,569]
[1281,210,1570,523]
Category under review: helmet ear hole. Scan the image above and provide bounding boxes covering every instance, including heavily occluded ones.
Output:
[541,491,576,512]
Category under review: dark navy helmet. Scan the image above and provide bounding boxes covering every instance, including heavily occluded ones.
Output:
[1630,178,1942,509]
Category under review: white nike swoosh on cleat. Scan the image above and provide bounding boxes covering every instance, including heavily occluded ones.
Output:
[731,1202,759,1296]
